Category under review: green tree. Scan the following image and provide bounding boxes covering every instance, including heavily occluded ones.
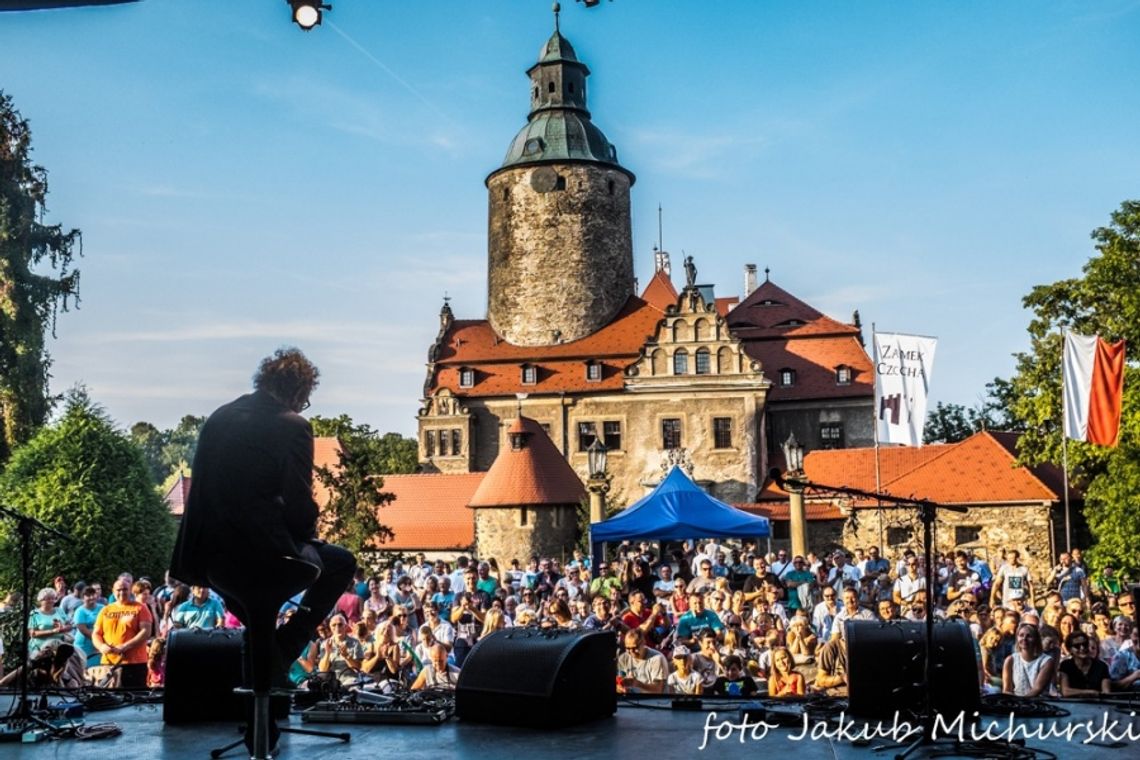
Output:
[924,402,980,444]
[1000,200,1140,574]
[0,389,177,594]
[0,91,81,465]
[130,420,169,484]
[308,415,409,558]
[310,415,418,474]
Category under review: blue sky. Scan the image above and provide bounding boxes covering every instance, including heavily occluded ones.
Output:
[2,1,1138,437]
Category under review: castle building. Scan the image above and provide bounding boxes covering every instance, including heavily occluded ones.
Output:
[417,15,873,509]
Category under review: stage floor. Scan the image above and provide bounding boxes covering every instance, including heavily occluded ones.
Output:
[4,693,1139,759]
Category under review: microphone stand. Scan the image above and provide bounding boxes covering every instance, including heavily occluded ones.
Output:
[770,471,1004,759]
[0,503,73,740]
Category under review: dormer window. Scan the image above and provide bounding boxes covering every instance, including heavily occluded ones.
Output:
[523,138,544,156]
[779,368,796,387]
[521,364,538,385]
[836,366,852,385]
[459,367,475,388]
[585,361,602,382]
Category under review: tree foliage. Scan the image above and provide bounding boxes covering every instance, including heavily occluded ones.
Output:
[0,91,81,465]
[129,415,205,486]
[0,389,177,594]
[310,415,418,474]
[1000,200,1140,574]
[309,415,409,559]
[923,379,1024,444]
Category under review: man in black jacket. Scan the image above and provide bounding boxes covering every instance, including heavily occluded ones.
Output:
[170,348,355,668]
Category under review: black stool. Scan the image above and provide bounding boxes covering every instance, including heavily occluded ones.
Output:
[207,555,350,759]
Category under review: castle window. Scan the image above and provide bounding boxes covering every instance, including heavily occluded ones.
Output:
[519,507,529,527]
[568,82,575,94]
[548,81,555,93]
[662,418,682,450]
[713,418,732,449]
[438,430,450,457]
[502,188,509,201]
[820,423,844,449]
[533,86,538,99]
[521,364,537,385]
[695,348,711,375]
[673,349,689,375]
[887,527,913,547]
[779,368,796,387]
[603,421,622,450]
[555,175,566,191]
[607,179,614,195]
[836,366,852,385]
[577,421,598,452]
[451,429,461,455]
[585,361,602,382]
[459,367,475,388]
[954,526,983,546]
[523,138,544,156]
[424,430,434,457]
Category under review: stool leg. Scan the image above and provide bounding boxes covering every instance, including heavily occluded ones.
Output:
[251,694,272,759]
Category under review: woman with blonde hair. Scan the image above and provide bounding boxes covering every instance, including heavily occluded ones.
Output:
[1002,623,1056,697]
[768,647,805,697]
[480,607,507,639]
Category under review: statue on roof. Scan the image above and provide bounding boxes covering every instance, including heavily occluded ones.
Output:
[684,255,697,288]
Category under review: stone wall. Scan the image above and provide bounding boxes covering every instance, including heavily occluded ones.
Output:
[474,504,580,563]
[487,164,634,346]
[833,503,1055,588]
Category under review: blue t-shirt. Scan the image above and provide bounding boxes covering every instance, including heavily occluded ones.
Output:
[431,591,455,621]
[677,609,724,640]
[73,603,105,665]
[172,597,226,630]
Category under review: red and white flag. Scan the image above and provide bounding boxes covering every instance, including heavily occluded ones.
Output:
[1062,332,1125,446]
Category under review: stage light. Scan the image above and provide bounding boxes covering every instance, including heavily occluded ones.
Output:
[288,1,330,31]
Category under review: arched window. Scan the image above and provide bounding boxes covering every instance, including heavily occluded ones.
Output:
[673,349,689,375]
[652,349,667,376]
[548,81,555,93]
[695,348,711,375]
[693,318,709,342]
[672,320,691,343]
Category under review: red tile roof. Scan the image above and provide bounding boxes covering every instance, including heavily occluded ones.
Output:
[715,296,739,317]
[468,416,586,508]
[725,280,872,402]
[736,501,845,521]
[164,472,192,517]
[374,472,484,551]
[640,270,678,311]
[757,432,1066,507]
[429,296,664,398]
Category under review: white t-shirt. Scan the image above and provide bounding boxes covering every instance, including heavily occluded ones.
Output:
[617,649,668,692]
[667,669,703,694]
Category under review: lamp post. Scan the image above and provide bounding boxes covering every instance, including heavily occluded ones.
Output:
[783,432,808,558]
[586,439,609,525]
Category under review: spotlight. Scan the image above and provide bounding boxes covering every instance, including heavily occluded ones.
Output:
[288,0,330,31]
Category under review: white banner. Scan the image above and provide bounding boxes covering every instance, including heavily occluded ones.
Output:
[873,332,937,447]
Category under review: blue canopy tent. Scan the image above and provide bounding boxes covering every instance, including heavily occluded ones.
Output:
[589,466,770,566]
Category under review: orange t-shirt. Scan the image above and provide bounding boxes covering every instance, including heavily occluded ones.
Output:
[94,600,154,665]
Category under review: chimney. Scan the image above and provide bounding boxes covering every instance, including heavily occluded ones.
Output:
[744,264,758,297]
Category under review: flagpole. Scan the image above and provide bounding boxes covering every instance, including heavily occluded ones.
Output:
[872,323,884,551]
[1060,329,1072,554]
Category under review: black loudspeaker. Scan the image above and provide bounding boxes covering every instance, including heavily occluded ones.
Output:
[1131,585,1139,628]
[456,628,616,728]
[163,628,289,724]
[846,619,980,719]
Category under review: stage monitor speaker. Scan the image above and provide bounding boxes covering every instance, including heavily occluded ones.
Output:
[163,627,288,724]
[846,619,980,720]
[456,628,616,728]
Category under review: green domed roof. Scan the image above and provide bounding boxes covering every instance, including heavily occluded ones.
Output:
[489,23,632,183]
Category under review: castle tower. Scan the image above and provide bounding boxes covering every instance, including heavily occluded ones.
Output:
[485,8,636,346]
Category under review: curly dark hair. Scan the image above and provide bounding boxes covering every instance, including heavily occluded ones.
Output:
[253,347,320,411]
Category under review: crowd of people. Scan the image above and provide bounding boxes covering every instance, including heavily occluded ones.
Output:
[2,542,1138,700]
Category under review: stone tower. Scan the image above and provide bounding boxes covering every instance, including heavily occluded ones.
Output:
[485,10,636,347]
